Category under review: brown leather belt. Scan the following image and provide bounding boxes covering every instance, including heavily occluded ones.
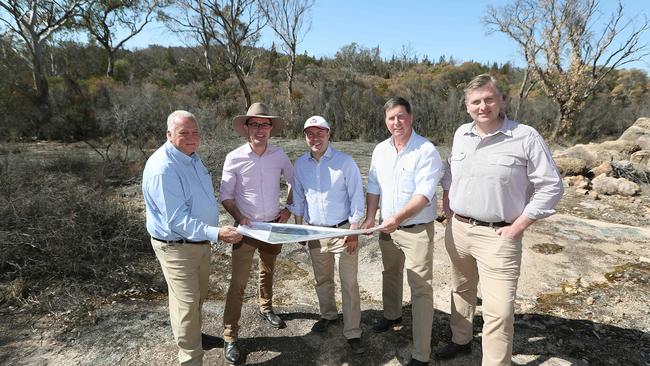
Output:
[325,219,349,228]
[152,237,210,244]
[454,214,509,228]
[398,222,430,229]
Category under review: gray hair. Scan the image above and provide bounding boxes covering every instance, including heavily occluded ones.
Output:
[383,97,412,115]
[464,74,504,98]
[167,110,198,132]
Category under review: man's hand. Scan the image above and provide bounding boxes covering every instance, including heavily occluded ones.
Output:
[343,235,359,254]
[378,216,400,234]
[442,190,453,220]
[276,208,291,223]
[495,225,521,239]
[218,226,242,243]
[361,217,375,235]
[495,215,534,239]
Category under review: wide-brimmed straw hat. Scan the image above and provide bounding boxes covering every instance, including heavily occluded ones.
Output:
[232,102,284,137]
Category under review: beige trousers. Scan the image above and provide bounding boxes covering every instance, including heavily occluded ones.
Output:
[378,222,435,362]
[308,229,362,339]
[445,216,523,366]
[151,239,211,366]
[223,236,282,342]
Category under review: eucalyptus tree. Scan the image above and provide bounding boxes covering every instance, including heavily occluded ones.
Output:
[82,0,167,77]
[166,0,266,107]
[0,0,88,124]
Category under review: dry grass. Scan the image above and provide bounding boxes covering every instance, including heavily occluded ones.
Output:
[0,149,154,316]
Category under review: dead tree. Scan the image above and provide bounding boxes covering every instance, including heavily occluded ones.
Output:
[484,0,650,141]
[260,0,314,100]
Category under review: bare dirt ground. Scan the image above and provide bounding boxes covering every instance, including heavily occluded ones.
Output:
[1,139,649,365]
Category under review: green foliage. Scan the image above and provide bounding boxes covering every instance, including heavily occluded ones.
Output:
[0,38,648,144]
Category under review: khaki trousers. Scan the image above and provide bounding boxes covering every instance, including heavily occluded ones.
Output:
[223,236,282,342]
[151,239,211,366]
[378,222,435,362]
[445,216,523,366]
[308,229,362,339]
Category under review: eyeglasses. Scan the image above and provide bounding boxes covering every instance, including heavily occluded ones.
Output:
[246,122,273,129]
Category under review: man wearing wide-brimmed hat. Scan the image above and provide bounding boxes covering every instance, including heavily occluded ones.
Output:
[219,102,293,364]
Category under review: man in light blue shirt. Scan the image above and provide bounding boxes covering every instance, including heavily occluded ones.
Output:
[362,97,443,366]
[142,110,241,366]
[291,116,366,354]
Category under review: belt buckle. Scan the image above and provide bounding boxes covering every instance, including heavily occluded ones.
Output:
[468,217,478,227]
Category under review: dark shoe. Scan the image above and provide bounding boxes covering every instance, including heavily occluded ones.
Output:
[259,310,286,329]
[224,341,241,364]
[372,316,402,332]
[435,342,471,360]
[311,318,337,333]
[347,337,365,354]
[406,358,429,366]
[201,333,224,350]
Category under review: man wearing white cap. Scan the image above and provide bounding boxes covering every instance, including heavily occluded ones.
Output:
[220,102,294,364]
[291,116,366,354]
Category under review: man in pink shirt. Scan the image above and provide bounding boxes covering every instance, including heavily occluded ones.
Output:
[219,102,293,365]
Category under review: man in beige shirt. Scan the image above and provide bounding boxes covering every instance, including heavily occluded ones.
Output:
[437,74,563,366]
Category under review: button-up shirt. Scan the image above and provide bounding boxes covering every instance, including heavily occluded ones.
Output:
[367,130,443,226]
[220,143,293,222]
[440,117,563,223]
[142,141,220,242]
[291,145,365,226]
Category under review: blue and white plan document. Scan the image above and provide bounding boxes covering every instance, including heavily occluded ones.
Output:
[236,222,378,244]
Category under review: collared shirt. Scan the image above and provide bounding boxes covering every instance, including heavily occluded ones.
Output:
[367,130,443,226]
[142,141,219,242]
[291,145,365,226]
[440,117,564,223]
[220,143,293,222]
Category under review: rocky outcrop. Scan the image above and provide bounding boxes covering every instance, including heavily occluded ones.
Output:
[630,150,650,172]
[553,118,649,181]
[555,157,588,176]
[592,173,640,196]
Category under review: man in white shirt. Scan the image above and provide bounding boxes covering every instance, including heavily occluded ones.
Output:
[362,98,443,366]
[291,116,366,354]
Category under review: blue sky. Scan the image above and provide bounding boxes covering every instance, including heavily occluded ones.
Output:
[129,0,650,70]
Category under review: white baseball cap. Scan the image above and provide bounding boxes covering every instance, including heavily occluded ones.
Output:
[303,115,330,131]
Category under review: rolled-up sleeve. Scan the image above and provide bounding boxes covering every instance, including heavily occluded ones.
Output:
[413,144,442,201]
[522,132,564,220]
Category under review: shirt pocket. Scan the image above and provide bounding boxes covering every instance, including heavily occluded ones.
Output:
[486,156,523,183]
[449,152,466,179]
